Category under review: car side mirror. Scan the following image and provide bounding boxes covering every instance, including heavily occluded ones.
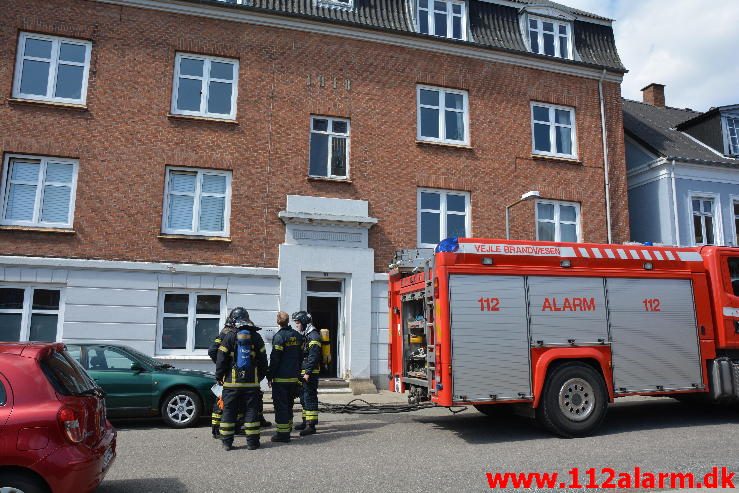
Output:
[131,362,145,374]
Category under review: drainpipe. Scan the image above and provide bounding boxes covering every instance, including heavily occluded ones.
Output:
[598,69,613,244]
[670,159,680,246]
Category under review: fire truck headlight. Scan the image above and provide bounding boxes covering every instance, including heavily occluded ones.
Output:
[644,262,654,270]
[436,237,460,253]
[560,260,572,268]
[482,257,494,265]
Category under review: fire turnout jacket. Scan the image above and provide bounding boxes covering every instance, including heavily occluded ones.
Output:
[301,325,322,375]
[215,327,268,389]
[268,325,304,383]
[208,326,235,364]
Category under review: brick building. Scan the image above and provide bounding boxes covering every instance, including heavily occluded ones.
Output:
[0,0,628,391]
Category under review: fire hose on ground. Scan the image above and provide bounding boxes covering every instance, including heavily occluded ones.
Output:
[318,398,467,415]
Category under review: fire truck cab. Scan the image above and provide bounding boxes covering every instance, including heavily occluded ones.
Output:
[388,238,739,437]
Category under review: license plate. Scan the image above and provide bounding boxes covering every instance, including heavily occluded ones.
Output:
[102,446,114,471]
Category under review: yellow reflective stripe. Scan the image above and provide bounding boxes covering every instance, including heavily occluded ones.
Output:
[273,344,284,351]
[308,341,321,348]
[273,377,299,383]
[219,345,229,352]
[223,382,261,388]
[260,346,266,353]
[214,338,222,344]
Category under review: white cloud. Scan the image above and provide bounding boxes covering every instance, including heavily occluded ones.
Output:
[557,0,739,111]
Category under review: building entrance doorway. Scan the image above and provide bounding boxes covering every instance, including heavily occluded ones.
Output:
[305,279,343,379]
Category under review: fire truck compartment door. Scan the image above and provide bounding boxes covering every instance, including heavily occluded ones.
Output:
[449,275,530,401]
[527,276,608,346]
[607,278,702,392]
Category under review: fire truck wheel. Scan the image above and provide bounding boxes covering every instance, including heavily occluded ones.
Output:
[536,362,608,438]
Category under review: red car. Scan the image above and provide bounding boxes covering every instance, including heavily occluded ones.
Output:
[0,342,116,493]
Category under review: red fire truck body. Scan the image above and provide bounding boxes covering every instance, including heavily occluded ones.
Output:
[388,238,739,436]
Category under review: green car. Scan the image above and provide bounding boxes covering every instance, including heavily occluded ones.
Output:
[66,343,216,428]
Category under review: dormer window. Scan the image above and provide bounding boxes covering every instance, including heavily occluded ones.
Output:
[528,16,572,59]
[725,115,739,156]
[417,0,467,41]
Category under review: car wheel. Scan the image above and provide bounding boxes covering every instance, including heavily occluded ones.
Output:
[535,362,608,438]
[0,471,49,493]
[161,389,201,428]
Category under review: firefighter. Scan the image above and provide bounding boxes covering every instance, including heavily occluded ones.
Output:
[293,311,321,436]
[208,309,271,439]
[267,311,304,443]
[215,307,268,451]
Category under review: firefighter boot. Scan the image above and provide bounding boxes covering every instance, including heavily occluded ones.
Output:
[299,423,316,436]
[294,419,307,431]
[221,440,233,451]
[271,433,290,443]
[260,415,272,428]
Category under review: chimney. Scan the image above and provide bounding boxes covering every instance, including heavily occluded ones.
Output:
[641,83,666,108]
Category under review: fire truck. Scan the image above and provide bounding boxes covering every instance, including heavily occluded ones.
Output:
[388,237,739,437]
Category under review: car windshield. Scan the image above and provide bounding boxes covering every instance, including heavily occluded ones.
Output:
[42,350,98,396]
[124,346,174,369]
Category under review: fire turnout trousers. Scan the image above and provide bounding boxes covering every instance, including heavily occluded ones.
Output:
[272,381,299,435]
[300,374,319,425]
[212,400,245,437]
[219,388,262,446]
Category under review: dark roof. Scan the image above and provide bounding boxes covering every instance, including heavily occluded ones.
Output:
[676,104,739,130]
[185,0,625,72]
[623,99,738,167]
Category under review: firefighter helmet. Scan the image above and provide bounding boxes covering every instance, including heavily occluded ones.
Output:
[226,307,252,329]
[292,311,311,328]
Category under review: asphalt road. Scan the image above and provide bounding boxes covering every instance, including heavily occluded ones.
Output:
[99,397,739,492]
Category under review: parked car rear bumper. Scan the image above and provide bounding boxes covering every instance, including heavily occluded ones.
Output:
[36,424,117,493]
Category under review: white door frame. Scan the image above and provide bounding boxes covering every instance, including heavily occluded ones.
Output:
[301,274,347,379]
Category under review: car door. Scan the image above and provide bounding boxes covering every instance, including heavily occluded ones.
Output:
[84,346,153,415]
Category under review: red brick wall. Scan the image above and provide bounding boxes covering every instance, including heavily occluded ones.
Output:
[0,0,629,270]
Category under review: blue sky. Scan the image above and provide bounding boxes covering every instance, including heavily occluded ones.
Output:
[558,0,739,111]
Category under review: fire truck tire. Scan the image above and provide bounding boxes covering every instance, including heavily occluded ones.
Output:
[536,362,608,438]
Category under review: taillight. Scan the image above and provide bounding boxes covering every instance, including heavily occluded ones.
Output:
[58,406,84,444]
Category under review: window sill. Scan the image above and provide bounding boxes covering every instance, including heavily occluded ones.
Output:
[7,98,88,111]
[416,140,472,150]
[307,176,353,184]
[0,225,76,234]
[167,113,238,125]
[531,154,582,165]
[158,234,232,242]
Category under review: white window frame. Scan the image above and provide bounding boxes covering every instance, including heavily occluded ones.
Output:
[688,192,722,246]
[161,167,232,237]
[416,0,467,41]
[0,154,79,229]
[0,285,65,343]
[317,0,354,9]
[731,195,739,247]
[155,290,226,356]
[417,85,470,145]
[12,32,92,105]
[723,114,739,157]
[535,199,582,242]
[417,188,471,248]
[170,53,239,120]
[308,116,351,179]
[526,15,573,60]
[530,102,578,159]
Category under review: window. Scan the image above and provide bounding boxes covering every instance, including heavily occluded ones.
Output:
[417,86,469,145]
[1,155,78,228]
[726,116,739,156]
[691,196,716,246]
[41,350,97,395]
[87,346,137,371]
[0,287,62,342]
[734,199,739,246]
[171,53,238,120]
[162,168,231,237]
[417,189,470,247]
[417,0,466,40]
[728,257,739,297]
[531,103,577,158]
[157,292,225,354]
[309,117,350,179]
[536,200,580,242]
[13,33,92,105]
[527,16,572,59]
